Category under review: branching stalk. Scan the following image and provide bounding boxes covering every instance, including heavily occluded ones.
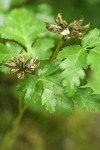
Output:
[50,37,65,61]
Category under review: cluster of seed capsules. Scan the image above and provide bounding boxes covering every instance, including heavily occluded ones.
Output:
[3,52,37,80]
[2,14,90,80]
[45,13,90,39]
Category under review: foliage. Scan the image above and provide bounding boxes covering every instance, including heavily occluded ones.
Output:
[0,6,100,113]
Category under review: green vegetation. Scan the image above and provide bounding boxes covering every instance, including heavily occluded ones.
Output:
[0,0,100,150]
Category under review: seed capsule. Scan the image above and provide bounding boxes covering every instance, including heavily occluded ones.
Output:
[45,13,68,35]
[3,61,17,68]
[11,68,19,74]
[2,52,38,80]
[25,59,37,73]
[55,13,67,27]
[60,28,70,36]
[69,18,90,38]
[80,23,90,31]
[17,71,25,80]
[69,18,84,29]
[18,53,25,63]
[25,59,35,68]
[13,57,19,64]
[46,14,90,40]
[45,22,62,34]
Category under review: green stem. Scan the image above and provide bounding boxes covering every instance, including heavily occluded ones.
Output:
[1,102,28,150]
[50,37,65,62]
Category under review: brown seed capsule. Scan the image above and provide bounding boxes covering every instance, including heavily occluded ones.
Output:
[75,32,84,38]
[12,57,19,65]
[45,13,68,35]
[55,13,62,24]
[77,18,84,26]
[60,28,70,36]
[80,23,90,31]
[3,53,39,80]
[45,22,62,34]
[18,54,25,63]
[69,18,90,38]
[25,59,34,68]
[45,14,90,40]
[55,13,67,27]
[25,68,34,73]
[17,71,25,80]
[69,18,84,29]
[11,68,19,74]
[25,59,37,73]
[3,61,17,68]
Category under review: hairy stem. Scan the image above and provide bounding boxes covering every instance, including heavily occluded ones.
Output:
[1,100,28,150]
[50,37,65,61]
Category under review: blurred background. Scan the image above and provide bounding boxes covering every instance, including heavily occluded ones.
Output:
[0,0,100,150]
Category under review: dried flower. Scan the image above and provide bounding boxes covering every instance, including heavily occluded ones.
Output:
[54,13,67,28]
[68,18,90,39]
[45,13,69,36]
[45,14,90,40]
[3,52,37,80]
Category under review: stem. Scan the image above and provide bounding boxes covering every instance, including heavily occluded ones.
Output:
[50,37,65,62]
[1,101,28,150]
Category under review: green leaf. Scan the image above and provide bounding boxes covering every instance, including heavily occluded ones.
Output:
[86,70,100,95]
[37,57,74,112]
[0,42,20,63]
[37,60,60,77]
[57,29,100,97]
[0,9,45,51]
[73,87,100,111]
[18,72,74,112]
[59,48,87,96]
[18,75,41,103]
[84,29,100,74]
[40,75,74,112]
[57,45,82,59]
[32,38,54,60]
[41,79,57,112]
[87,46,100,73]
[82,28,100,48]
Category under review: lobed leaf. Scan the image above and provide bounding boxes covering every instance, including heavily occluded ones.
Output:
[37,60,60,77]
[0,42,20,63]
[73,87,100,110]
[0,9,45,51]
[87,46,100,73]
[18,72,74,112]
[57,45,82,59]
[40,75,74,112]
[32,38,54,60]
[85,29,100,75]
[18,75,42,103]
[59,47,87,96]
[82,28,100,48]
